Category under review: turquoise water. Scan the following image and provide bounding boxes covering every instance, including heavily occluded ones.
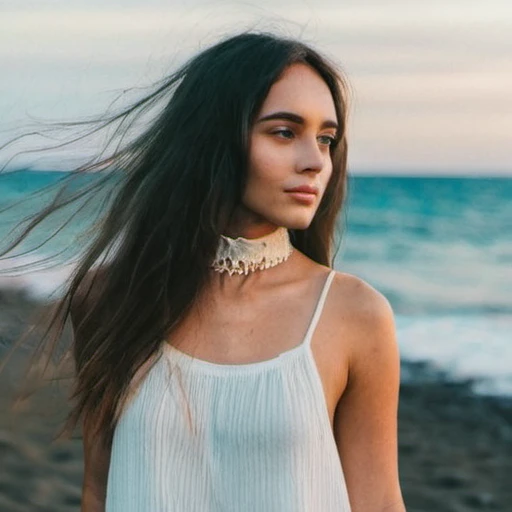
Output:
[0,171,511,395]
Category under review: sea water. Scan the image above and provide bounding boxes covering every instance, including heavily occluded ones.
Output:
[0,171,510,396]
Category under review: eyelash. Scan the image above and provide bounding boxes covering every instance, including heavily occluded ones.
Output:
[272,129,337,147]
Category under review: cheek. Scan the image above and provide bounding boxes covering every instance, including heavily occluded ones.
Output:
[247,137,289,186]
[323,160,334,186]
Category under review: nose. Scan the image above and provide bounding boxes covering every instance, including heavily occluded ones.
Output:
[297,137,325,173]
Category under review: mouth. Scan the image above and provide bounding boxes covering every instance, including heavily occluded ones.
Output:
[284,185,319,205]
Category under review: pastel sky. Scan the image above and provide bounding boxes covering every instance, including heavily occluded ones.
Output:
[1,0,511,175]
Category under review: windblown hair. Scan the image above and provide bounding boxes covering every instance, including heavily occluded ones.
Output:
[0,31,351,449]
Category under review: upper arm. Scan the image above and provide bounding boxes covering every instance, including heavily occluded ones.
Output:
[81,416,112,512]
[333,276,405,512]
[68,267,112,511]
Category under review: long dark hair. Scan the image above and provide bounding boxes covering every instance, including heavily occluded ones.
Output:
[0,31,351,449]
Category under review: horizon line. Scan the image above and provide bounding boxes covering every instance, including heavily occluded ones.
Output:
[1,167,511,179]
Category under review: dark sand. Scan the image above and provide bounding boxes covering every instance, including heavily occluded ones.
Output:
[1,288,511,512]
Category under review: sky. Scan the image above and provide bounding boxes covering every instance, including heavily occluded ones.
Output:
[1,0,511,175]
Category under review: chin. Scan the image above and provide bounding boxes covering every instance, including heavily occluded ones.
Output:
[249,205,316,231]
[274,214,314,231]
[288,220,313,230]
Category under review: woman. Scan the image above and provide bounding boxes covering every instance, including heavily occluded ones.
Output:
[2,32,405,511]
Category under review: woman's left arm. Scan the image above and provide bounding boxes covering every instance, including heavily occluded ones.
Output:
[333,280,406,512]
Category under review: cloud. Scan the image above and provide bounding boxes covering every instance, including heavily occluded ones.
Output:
[1,0,511,174]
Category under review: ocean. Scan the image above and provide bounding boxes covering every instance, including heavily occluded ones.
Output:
[1,171,511,397]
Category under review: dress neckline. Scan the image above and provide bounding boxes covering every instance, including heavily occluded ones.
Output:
[161,337,307,374]
[160,269,336,375]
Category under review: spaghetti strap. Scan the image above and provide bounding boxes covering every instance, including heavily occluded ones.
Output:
[302,269,336,347]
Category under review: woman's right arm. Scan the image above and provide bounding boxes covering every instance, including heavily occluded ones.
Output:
[81,418,111,512]
[69,267,112,512]
[81,416,110,512]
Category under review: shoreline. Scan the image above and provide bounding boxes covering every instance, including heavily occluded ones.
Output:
[1,287,510,511]
[397,361,511,511]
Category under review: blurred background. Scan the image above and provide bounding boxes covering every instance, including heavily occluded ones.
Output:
[0,1,511,511]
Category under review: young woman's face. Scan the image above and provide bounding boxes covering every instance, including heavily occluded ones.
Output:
[239,62,338,236]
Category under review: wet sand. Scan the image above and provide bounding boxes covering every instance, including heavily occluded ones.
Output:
[1,288,510,511]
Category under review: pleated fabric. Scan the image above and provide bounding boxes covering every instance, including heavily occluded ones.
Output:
[105,269,351,511]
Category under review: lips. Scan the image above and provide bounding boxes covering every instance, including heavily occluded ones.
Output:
[284,185,319,195]
[284,185,319,206]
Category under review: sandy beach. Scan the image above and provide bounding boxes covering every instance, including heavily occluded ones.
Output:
[1,287,511,512]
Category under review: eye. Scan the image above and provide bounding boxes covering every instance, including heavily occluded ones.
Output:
[318,135,337,146]
[272,128,295,140]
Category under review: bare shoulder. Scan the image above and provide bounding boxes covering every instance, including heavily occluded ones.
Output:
[328,270,398,372]
[329,270,394,320]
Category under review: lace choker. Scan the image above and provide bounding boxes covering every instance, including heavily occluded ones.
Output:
[211,227,294,275]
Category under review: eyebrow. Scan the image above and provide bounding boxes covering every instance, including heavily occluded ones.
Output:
[256,111,338,131]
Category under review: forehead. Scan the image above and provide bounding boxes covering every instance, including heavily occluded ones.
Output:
[259,63,337,120]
